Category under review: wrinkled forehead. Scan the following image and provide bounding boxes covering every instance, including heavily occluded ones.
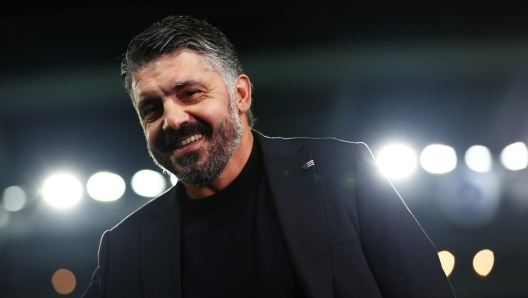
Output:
[131,50,214,103]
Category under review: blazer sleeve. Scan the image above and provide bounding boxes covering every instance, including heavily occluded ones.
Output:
[353,143,455,297]
[82,230,110,298]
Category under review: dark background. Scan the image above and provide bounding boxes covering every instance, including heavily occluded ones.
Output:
[1,1,528,297]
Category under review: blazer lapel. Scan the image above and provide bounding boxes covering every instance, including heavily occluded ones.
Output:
[256,132,333,298]
[141,187,182,298]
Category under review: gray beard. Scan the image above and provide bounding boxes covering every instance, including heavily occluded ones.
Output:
[148,98,242,185]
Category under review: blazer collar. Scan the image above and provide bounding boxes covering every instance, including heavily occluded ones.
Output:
[255,131,333,298]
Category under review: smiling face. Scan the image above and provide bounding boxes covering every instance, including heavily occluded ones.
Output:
[131,50,243,185]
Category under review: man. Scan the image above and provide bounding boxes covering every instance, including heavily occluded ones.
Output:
[83,16,455,298]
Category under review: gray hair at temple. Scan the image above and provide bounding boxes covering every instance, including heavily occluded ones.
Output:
[121,15,255,127]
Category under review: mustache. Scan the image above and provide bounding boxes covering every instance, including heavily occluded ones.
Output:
[159,122,212,152]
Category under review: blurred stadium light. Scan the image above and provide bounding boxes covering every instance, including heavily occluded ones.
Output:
[438,250,455,277]
[420,144,457,174]
[465,145,492,173]
[170,174,178,186]
[51,268,76,295]
[131,170,167,198]
[42,173,83,209]
[473,249,494,277]
[377,143,417,180]
[500,142,528,171]
[2,185,27,212]
[87,172,126,202]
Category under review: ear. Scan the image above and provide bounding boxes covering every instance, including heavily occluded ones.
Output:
[234,75,252,113]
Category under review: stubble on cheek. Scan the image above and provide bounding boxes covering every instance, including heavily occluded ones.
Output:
[145,129,174,175]
[145,96,242,185]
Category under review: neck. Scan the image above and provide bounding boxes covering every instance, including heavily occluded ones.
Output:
[183,125,254,199]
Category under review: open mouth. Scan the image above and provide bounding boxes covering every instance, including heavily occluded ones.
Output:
[176,134,203,149]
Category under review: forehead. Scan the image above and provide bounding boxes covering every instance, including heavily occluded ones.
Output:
[131,51,213,100]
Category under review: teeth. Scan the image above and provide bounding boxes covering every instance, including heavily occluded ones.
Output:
[178,134,203,147]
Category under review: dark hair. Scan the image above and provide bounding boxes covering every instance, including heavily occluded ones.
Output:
[121,15,254,127]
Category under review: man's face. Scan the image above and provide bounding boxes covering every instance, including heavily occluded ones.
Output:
[131,51,242,185]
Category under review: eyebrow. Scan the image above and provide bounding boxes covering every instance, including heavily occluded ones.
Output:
[137,79,206,107]
[172,79,205,91]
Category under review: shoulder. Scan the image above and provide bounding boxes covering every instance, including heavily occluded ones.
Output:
[253,129,371,159]
[254,129,362,146]
[108,186,176,233]
[292,137,365,149]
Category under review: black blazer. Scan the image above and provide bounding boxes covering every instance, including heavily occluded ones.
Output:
[83,131,455,298]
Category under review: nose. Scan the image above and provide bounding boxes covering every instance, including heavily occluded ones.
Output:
[161,102,190,131]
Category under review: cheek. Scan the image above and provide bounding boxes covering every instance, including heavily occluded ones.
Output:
[207,103,231,123]
[192,108,218,127]
[144,127,158,148]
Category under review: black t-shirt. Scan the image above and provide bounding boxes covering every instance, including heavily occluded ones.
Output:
[178,142,305,298]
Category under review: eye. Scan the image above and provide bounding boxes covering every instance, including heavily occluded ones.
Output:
[183,89,201,97]
[140,104,162,121]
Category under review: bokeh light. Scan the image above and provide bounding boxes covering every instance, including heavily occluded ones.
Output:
[465,145,492,173]
[131,170,167,198]
[377,144,417,179]
[500,142,528,171]
[170,174,178,186]
[420,144,457,174]
[51,268,76,295]
[2,186,27,212]
[473,249,494,277]
[437,250,455,277]
[87,172,126,202]
[42,174,83,209]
